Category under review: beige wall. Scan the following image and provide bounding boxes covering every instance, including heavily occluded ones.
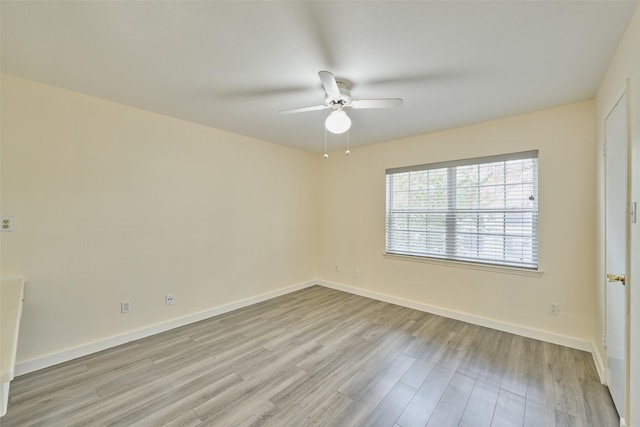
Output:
[0,74,318,364]
[596,4,640,425]
[318,101,597,345]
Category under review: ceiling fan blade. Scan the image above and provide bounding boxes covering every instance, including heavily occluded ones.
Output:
[279,104,330,115]
[318,70,341,98]
[350,98,404,109]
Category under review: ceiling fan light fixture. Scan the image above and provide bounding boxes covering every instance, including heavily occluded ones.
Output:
[325,109,351,134]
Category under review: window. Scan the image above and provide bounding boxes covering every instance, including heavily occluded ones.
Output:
[386,150,538,269]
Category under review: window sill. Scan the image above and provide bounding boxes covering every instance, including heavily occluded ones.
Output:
[383,253,544,277]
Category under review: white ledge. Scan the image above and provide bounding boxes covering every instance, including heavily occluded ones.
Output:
[383,253,544,277]
[1,277,25,417]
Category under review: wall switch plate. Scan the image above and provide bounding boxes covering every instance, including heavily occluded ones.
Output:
[548,303,559,315]
[166,294,174,305]
[355,269,360,277]
[121,301,131,314]
[1,217,14,232]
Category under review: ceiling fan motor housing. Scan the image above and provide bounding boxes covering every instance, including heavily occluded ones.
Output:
[326,81,352,108]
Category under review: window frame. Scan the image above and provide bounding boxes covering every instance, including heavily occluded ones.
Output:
[385,150,539,270]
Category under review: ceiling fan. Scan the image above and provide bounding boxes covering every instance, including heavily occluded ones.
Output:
[279,71,403,134]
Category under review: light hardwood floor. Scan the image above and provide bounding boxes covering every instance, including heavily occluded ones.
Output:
[3,285,618,426]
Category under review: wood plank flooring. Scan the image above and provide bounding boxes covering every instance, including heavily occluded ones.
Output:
[2,285,619,426]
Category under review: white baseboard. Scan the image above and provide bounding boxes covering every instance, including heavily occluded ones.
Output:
[16,278,596,377]
[318,280,592,352]
[15,280,317,376]
[591,343,608,385]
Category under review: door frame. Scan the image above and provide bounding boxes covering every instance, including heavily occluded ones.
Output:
[603,81,631,425]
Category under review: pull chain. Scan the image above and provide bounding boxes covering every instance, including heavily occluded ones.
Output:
[323,128,329,159]
[345,130,351,156]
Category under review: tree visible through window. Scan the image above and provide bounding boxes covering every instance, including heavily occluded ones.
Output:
[386,151,538,269]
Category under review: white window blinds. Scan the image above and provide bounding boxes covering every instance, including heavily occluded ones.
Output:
[386,151,538,269]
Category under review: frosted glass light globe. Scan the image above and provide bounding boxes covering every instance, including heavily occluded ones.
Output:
[325,110,351,134]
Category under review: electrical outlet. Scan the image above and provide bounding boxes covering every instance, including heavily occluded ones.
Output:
[166,294,174,306]
[548,303,559,315]
[334,265,339,272]
[121,301,131,314]
[1,217,14,232]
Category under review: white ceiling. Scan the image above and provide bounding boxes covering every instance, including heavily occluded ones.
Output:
[1,1,638,152]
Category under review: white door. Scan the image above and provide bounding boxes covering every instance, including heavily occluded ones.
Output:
[605,91,628,418]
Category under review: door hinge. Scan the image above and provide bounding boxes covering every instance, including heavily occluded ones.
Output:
[603,143,607,157]
[602,333,608,349]
[631,201,637,223]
